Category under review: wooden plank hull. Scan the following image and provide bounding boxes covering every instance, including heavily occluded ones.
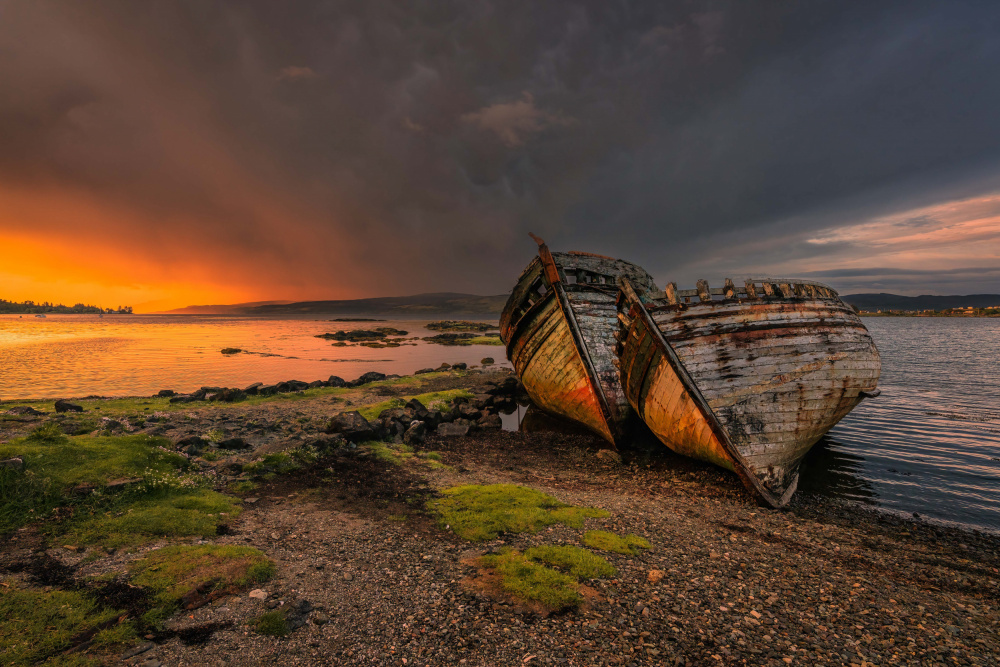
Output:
[500,244,656,446]
[616,278,880,506]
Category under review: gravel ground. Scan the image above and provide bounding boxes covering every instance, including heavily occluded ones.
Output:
[3,369,999,666]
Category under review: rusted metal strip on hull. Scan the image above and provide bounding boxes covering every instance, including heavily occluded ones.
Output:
[616,279,800,508]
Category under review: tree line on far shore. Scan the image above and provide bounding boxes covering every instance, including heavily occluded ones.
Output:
[0,299,133,315]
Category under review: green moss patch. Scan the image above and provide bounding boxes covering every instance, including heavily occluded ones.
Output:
[469,336,504,345]
[477,550,582,611]
[0,582,133,665]
[524,545,616,579]
[251,610,289,636]
[0,427,191,534]
[64,490,242,548]
[0,425,242,547]
[429,484,609,542]
[582,530,651,555]
[130,545,275,626]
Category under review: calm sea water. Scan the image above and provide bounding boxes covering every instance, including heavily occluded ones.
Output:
[1,314,998,532]
[799,317,1000,533]
[0,315,509,399]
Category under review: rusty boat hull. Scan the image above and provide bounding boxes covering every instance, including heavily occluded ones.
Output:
[616,278,880,506]
[500,240,656,446]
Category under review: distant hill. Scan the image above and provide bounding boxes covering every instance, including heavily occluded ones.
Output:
[842,293,1000,311]
[161,293,508,317]
[159,300,294,315]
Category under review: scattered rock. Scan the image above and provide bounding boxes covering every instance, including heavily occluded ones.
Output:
[285,598,314,630]
[7,406,46,416]
[437,422,471,437]
[54,399,83,413]
[477,414,502,430]
[326,411,375,442]
[312,612,330,625]
[403,421,427,445]
[156,389,176,397]
[174,435,208,455]
[481,357,495,365]
[217,437,251,450]
[349,372,387,387]
[248,589,268,600]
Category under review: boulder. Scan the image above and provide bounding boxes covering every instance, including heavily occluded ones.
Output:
[327,376,347,387]
[349,371,387,387]
[326,411,375,442]
[481,357,495,365]
[308,380,325,389]
[168,394,198,404]
[258,385,280,396]
[437,422,470,437]
[423,410,444,429]
[403,421,427,445]
[414,368,435,375]
[0,457,24,471]
[437,363,451,370]
[377,407,407,421]
[452,362,468,370]
[243,382,264,395]
[451,396,469,406]
[486,376,522,396]
[478,414,503,430]
[7,406,46,416]
[210,388,246,403]
[54,400,83,413]
[458,403,482,421]
[405,398,427,413]
[173,435,208,455]
[156,389,176,397]
[217,437,250,450]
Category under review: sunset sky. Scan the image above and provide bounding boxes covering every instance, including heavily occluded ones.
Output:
[2,1,999,311]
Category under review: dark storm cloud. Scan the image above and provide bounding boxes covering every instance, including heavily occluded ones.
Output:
[2,0,999,297]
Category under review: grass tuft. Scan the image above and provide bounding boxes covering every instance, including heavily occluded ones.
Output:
[0,582,132,665]
[524,545,616,579]
[428,484,608,541]
[251,611,289,636]
[477,550,582,611]
[130,544,275,627]
[582,530,652,555]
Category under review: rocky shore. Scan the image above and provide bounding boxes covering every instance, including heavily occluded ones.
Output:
[1,367,998,666]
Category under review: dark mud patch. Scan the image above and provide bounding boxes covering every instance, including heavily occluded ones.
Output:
[247,447,440,525]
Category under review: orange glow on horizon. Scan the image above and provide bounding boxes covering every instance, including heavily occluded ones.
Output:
[0,184,365,312]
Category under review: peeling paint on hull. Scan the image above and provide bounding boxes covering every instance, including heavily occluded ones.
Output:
[500,241,656,446]
[616,278,881,507]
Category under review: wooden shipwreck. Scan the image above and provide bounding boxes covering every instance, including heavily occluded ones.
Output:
[615,277,881,507]
[499,236,656,446]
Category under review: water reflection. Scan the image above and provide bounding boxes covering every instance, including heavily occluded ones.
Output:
[798,435,877,503]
